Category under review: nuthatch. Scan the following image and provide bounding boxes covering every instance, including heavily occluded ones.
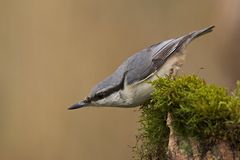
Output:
[69,26,214,110]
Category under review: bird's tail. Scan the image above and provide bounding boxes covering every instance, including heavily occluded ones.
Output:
[175,25,215,52]
[190,25,215,40]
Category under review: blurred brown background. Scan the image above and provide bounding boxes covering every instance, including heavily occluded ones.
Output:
[0,0,239,160]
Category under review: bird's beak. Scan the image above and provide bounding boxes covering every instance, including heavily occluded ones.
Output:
[68,100,88,110]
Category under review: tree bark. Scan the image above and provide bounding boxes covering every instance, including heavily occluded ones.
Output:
[166,113,239,160]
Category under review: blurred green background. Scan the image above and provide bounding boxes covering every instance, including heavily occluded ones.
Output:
[0,0,240,160]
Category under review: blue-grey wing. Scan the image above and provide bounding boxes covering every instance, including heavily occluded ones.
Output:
[125,38,181,84]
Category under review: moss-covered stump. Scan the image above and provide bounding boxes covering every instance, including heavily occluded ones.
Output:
[133,75,240,160]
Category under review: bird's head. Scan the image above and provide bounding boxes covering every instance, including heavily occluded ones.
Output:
[68,86,114,110]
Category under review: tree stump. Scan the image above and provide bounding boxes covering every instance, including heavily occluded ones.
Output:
[166,113,239,160]
[133,76,240,160]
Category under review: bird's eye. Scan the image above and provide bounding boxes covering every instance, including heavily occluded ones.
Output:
[96,92,104,99]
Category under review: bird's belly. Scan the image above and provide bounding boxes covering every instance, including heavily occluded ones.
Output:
[122,81,153,107]
[120,54,185,107]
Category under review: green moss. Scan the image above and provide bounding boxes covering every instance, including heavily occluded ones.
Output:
[133,75,240,160]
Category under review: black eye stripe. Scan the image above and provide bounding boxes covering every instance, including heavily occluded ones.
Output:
[90,71,127,102]
[97,93,104,98]
[90,92,105,101]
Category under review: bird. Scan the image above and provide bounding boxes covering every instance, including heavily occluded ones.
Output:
[69,26,214,110]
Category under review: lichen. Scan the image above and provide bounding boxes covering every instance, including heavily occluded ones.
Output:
[133,75,240,160]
